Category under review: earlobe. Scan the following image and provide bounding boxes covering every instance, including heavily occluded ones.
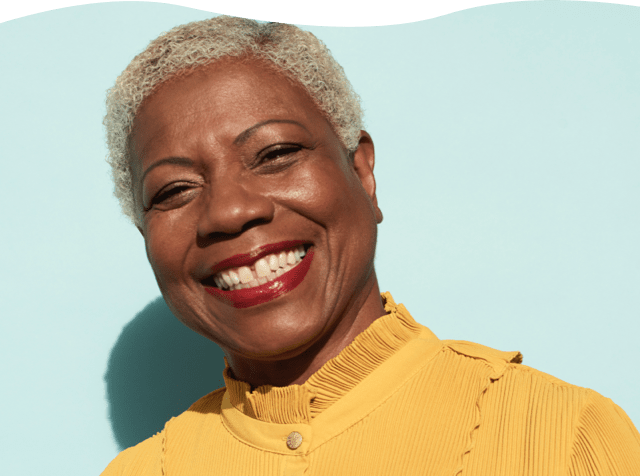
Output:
[375,205,383,224]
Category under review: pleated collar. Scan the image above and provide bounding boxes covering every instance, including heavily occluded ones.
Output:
[222,292,423,425]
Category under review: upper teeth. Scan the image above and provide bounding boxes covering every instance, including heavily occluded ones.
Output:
[213,245,307,291]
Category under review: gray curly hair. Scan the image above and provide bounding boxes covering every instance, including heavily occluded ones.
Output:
[103,15,364,227]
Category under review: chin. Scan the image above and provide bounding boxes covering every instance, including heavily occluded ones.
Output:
[227,315,328,361]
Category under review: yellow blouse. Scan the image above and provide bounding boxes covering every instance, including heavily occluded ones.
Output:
[102,292,640,475]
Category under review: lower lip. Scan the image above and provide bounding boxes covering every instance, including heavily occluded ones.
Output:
[204,247,314,309]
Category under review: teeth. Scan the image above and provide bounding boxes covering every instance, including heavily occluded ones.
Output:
[212,245,308,290]
[238,266,253,284]
[255,258,270,278]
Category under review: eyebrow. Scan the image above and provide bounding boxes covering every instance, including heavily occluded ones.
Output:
[141,119,309,181]
[141,156,194,182]
[233,119,309,146]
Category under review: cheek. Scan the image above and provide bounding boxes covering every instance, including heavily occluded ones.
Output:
[285,162,378,267]
[287,163,358,222]
[143,216,191,287]
[145,239,171,291]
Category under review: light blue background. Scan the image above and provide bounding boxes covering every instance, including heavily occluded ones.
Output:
[1,2,638,474]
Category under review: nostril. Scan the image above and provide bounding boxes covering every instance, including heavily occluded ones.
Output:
[240,217,272,234]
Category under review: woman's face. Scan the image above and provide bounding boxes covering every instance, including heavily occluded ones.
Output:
[131,59,382,360]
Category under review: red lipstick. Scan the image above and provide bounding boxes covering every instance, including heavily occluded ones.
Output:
[209,240,307,275]
[204,243,314,309]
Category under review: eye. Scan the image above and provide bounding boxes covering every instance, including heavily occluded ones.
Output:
[261,145,301,161]
[149,183,194,208]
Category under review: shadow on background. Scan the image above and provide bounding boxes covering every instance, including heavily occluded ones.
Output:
[105,296,226,450]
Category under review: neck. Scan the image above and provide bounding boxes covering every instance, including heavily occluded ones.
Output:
[225,277,386,388]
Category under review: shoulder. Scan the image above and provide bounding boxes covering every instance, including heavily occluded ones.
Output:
[438,337,585,392]
[434,338,524,381]
[186,386,226,413]
[438,338,600,408]
[440,339,523,367]
[100,388,226,476]
[569,387,640,474]
[438,338,640,473]
[100,431,164,476]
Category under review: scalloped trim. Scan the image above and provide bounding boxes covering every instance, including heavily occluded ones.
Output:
[160,427,166,476]
[450,346,522,475]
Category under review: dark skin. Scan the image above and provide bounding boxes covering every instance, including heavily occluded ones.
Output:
[131,58,385,388]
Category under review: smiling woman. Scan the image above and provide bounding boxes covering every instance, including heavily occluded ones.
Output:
[101,15,640,476]
[129,57,383,381]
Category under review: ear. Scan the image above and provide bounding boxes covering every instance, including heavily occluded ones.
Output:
[136,225,144,237]
[352,130,383,224]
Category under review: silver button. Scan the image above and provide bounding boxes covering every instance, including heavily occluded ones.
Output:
[286,431,303,450]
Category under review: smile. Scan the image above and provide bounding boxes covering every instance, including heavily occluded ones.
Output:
[213,245,306,290]
[203,241,314,308]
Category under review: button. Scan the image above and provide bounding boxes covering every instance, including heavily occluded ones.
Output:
[286,431,303,450]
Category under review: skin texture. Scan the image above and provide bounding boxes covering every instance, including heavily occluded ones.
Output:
[131,58,385,388]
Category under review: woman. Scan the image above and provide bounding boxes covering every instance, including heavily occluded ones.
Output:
[102,16,640,475]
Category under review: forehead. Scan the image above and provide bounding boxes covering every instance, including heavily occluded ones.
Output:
[131,59,326,161]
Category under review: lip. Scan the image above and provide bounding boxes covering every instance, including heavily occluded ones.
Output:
[204,245,314,309]
[209,240,308,275]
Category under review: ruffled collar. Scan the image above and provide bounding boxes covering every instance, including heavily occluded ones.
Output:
[223,292,423,425]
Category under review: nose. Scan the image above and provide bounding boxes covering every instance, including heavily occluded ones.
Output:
[196,177,275,240]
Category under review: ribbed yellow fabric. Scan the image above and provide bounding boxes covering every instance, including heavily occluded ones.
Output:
[102,293,640,476]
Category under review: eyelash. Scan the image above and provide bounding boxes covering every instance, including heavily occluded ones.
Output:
[262,144,301,159]
[150,184,192,207]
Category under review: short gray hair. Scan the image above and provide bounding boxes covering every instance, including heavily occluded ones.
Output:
[103,16,364,226]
